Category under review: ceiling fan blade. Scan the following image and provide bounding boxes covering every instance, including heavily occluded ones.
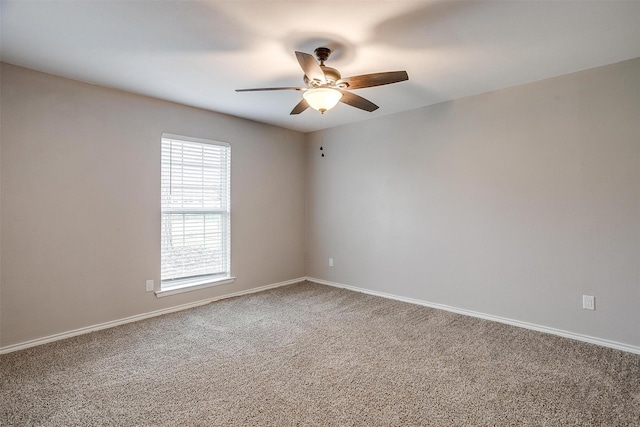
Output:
[236,87,303,92]
[339,71,408,90]
[290,99,310,115]
[295,51,326,84]
[339,91,379,112]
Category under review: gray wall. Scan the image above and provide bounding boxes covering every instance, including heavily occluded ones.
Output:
[0,63,307,347]
[2,58,639,350]
[306,58,640,347]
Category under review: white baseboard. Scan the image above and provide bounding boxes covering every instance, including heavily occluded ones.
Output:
[307,277,640,356]
[0,277,306,355]
[4,276,638,356]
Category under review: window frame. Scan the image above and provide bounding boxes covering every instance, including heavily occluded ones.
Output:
[157,133,234,297]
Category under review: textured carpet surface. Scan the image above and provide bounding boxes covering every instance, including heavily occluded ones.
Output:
[1,281,639,426]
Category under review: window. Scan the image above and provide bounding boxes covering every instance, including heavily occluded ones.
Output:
[160,134,232,295]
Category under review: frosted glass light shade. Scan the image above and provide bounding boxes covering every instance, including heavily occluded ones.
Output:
[303,87,343,113]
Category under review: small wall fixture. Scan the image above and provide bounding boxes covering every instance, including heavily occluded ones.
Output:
[303,87,343,113]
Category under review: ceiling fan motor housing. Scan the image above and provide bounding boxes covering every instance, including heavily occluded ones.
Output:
[305,66,342,87]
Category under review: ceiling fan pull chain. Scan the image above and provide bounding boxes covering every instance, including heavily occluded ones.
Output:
[320,114,325,157]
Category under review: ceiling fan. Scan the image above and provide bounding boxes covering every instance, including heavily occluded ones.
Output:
[236,47,409,115]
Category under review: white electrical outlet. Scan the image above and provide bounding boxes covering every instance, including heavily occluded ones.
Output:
[329,258,334,267]
[146,280,154,292]
[582,295,595,310]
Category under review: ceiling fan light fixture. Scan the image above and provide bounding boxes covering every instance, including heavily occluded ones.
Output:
[303,87,343,113]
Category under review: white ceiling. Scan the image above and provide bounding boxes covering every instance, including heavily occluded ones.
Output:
[1,1,639,133]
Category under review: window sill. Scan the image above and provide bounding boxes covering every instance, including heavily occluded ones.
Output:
[155,276,236,298]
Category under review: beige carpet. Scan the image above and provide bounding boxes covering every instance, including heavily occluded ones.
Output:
[1,281,639,426]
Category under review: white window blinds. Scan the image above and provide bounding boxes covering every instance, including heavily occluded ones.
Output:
[161,135,230,284]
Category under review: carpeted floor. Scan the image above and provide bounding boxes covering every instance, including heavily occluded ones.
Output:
[1,281,639,426]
